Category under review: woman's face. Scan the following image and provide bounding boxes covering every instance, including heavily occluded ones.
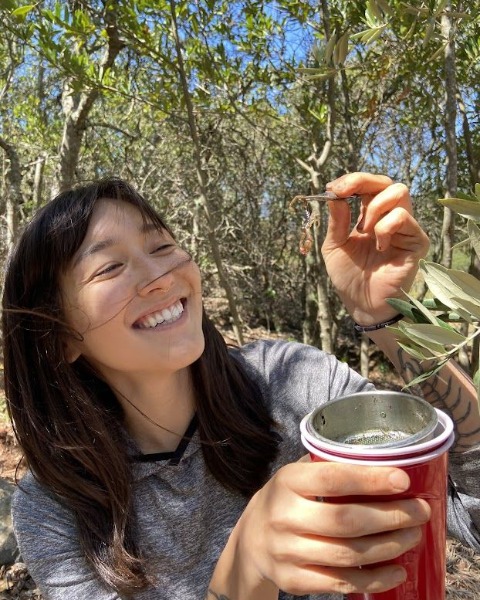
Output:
[61,199,205,385]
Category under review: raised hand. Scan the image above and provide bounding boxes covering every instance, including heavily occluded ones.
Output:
[321,172,429,326]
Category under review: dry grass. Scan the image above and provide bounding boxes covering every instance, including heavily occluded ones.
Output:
[446,538,480,598]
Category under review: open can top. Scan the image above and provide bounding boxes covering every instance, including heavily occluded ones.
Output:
[305,391,438,450]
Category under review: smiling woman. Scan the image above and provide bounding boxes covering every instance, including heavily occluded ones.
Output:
[61,199,205,385]
[2,174,480,600]
[2,178,278,596]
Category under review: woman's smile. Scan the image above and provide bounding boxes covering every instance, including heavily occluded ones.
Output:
[133,298,185,329]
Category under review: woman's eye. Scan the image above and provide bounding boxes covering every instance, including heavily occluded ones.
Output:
[94,263,122,278]
[151,244,174,254]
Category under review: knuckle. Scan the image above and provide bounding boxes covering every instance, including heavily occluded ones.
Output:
[266,497,298,532]
[329,543,361,567]
[330,504,363,537]
[390,511,407,530]
[332,578,357,595]
[318,478,338,497]
[359,467,392,491]
[268,505,290,532]
[392,182,409,197]
[316,464,345,496]
[266,503,301,538]
[345,172,362,184]
[273,463,294,488]
[268,538,291,563]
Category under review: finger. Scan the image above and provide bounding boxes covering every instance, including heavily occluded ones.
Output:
[320,526,422,567]
[272,563,407,596]
[275,525,423,568]
[360,183,413,233]
[278,462,410,498]
[277,497,431,538]
[372,208,430,255]
[326,172,393,197]
[322,198,352,250]
[322,183,412,250]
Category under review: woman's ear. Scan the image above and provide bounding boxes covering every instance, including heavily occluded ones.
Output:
[63,336,81,364]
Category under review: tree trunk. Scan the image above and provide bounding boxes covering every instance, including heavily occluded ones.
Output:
[301,0,337,351]
[191,199,201,261]
[169,0,244,345]
[33,153,46,206]
[0,135,23,251]
[457,92,480,189]
[440,9,457,269]
[311,199,333,353]
[360,334,370,378]
[440,8,468,373]
[53,7,124,194]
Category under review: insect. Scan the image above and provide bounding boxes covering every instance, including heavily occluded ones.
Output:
[289,192,359,255]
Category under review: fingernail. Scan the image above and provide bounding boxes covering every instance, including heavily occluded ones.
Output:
[326,179,347,192]
[356,215,365,231]
[389,470,410,491]
[404,526,422,545]
[392,568,407,585]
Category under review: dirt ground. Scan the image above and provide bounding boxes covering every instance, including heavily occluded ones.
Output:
[0,424,40,599]
[1,347,480,598]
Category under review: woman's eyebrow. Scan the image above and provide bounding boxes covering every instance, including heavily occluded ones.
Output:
[141,221,164,235]
[73,239,116,267]
[73,222,165,267]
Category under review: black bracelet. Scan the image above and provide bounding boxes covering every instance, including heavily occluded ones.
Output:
[353,313,403,333]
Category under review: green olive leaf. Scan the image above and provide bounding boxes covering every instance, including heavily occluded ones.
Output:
[438,197,480,220]
[420,261,480,318]
[399,323,465,347]
[468,220,480,261]
[403,360,449,389]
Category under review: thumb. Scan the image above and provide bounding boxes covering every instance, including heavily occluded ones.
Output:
[322,199,352,252]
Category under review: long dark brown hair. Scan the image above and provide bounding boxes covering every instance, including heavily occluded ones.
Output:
[2,178,279,595]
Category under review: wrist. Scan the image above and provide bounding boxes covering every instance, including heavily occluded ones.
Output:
[209,519,278,600]
[343,300,403,329]
[353,314,403,333]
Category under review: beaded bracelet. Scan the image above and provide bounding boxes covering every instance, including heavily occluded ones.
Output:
[353,313,403,333]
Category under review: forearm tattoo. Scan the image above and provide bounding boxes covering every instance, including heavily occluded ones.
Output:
[397,348,480,450]
[205,590,231,600]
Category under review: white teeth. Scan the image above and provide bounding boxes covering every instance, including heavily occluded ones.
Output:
[136,301,184,329]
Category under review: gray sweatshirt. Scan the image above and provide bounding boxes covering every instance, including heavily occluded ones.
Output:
[12,340,480,599]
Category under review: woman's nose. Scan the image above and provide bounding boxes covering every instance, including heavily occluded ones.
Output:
[136,259,175,297]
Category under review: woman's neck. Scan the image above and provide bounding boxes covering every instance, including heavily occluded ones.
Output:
[110,368,196,454]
